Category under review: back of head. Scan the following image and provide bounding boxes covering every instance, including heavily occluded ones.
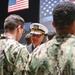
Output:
[53,1,75,29]
[4,14,25,32]
[25,33,31,39]
[25,33,31,45]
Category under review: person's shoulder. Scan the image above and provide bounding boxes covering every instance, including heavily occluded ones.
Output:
[35,38,54,49]
[26,44,33,53]
[7,39,24,47]
[2,38,28,52]
[31,40,51,55]
[30,37,57,59]
[26,44,32,49]
[8,39,30,56]
[27,43,32,47]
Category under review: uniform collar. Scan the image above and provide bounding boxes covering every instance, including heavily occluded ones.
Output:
[53,34,75,39]
[0,34,13,39]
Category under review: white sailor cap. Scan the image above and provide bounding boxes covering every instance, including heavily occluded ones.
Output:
[30,23,48,34]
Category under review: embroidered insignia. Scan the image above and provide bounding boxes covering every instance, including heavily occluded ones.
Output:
[33,25,39,30]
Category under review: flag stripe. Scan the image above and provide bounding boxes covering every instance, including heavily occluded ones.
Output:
[8,0,29,12]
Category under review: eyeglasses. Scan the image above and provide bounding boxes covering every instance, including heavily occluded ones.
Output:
[31,34,43,37]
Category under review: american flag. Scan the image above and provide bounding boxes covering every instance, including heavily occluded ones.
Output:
[64,0,75,3]
[39,0,64,32]
[39,0,75,32]
[8,0,29,13]
[40,0,63,23]
[69,0,75,3]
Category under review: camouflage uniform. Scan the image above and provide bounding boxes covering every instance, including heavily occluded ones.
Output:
[0,35,29,75]
[26,34,75,75]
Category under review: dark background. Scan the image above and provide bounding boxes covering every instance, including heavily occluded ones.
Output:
[0,0,40,44]
[0,0,39,30]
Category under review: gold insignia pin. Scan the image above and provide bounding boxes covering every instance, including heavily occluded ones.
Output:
[33,25,39,30]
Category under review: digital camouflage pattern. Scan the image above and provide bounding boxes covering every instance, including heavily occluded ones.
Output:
[0,36,29,75]
[26,34,75,75]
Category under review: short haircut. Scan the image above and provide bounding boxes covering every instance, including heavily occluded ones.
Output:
[53,1,75,29]
[4,14,25,32]
[25,33,31,39]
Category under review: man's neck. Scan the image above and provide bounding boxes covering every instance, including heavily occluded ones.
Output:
[3,33,15,40]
